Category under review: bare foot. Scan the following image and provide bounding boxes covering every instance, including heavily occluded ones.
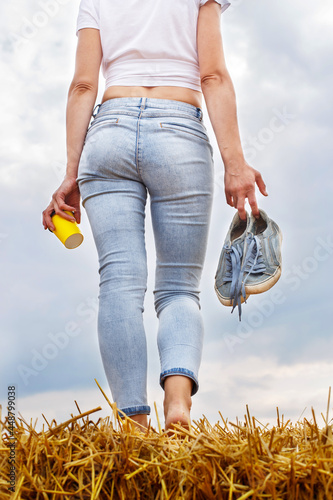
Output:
[164,403,191,431]
[123,414,148,433]
[163,375,192,431]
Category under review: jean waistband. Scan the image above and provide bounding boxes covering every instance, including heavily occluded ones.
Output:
[92,97,203,121]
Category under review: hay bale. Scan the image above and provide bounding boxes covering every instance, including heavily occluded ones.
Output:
[1,384,332,499]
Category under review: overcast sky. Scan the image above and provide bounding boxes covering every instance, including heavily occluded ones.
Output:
[1,0,333,432]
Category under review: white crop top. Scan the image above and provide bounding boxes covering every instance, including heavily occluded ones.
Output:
[76,0,231,92]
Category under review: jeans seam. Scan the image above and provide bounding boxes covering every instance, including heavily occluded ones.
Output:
[135,112,145,181]
[98,97,202,116]
[94,109,201,121]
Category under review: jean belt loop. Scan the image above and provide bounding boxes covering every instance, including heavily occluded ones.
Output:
[140,97,147,110]
[197,108,203,121]
[92,103,101,118]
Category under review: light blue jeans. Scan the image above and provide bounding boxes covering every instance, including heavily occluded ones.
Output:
[76,97,214,417]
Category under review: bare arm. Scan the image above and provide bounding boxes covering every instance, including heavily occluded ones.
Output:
[42,28,102,230]
[65,28,102,178]
[197,0,268,219]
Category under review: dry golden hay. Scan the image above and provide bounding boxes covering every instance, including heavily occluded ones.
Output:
[0,382,333,500]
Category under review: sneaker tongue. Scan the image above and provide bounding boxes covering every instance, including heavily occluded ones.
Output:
[232,235,246,245]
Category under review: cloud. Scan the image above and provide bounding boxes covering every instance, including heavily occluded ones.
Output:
[14,357,332,433]
[197,354,332,426]
[1,0,332,428]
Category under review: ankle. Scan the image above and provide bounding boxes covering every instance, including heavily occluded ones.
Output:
[163,375,193,405]
[164,394,192,414]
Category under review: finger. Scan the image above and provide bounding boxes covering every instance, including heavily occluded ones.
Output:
[225,191,234,207]
[53,197,77,213]
[43,207,56,231]
[47,201,74,231]
[54,207,77,223]
[248,192,259,218]
[59,202,77,213]
[74,209,81,224]
[43,216,51,230]
[236,197,247,220]
[52,191,77,212]
[255,172,268,196]
[42,214,49,230]
[51,196,76,221]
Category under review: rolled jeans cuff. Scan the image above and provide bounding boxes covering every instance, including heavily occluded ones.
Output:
[117,405,151,419]
[159,368,199,396]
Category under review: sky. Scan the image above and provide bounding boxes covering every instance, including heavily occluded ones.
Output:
[1,0,332,433]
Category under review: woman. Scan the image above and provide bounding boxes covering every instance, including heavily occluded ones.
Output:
[42,0,267,431]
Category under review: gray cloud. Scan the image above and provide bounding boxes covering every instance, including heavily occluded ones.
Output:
[1,0,332,426]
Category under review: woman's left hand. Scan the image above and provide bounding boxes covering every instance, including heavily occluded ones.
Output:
[42,176,81,231]
[224,161,268,221]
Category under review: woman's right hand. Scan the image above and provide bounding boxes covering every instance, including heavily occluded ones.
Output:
[42,176,81,232]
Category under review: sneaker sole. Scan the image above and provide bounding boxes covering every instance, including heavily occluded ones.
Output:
[214,283,250,307]
[244,266,282,295]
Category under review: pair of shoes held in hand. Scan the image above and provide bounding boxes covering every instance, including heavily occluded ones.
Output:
[215,209,282,320]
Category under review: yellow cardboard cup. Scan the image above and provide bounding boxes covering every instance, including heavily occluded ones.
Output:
[49,210,84,249]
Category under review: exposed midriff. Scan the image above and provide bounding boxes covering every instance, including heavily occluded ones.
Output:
[101,85,203,109]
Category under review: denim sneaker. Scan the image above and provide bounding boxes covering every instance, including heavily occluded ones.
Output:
[242,209,282,295]
[214,211,251,318]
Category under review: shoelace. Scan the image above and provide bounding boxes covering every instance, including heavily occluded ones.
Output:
[222,242,245,319]
[223,234,265,320]
[242,234,266,280]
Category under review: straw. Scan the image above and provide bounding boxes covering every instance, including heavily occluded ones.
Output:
[1,384,333,499]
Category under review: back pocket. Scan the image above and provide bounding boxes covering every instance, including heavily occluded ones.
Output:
[87,116,119,134]
[159,121,209,142]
